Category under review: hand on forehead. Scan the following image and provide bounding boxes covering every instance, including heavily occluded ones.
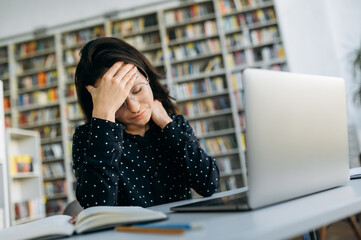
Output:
[94,62,146,87]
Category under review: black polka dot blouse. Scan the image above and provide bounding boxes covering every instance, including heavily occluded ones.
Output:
[72,114,220,208]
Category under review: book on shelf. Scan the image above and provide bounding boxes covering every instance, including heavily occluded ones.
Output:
[10,155,33,174]
[0,206,167,240]
[240,132,246,150]
[41,143,63,160]
[43,162,65,178]
[219,175,237,191]
[217,157,233,174]
[3,97,10,110]
[44,180,67,196]
[46,199,67,216]
[14,198,43,221]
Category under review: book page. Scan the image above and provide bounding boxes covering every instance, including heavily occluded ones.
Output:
[0,215,73,240]
[75,206,167,234]
[76,206,147,223]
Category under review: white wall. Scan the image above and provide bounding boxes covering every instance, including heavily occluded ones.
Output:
[326,0,361,152]
[0,0,164,40]
[275,0,361,154]
[274,0,341,76]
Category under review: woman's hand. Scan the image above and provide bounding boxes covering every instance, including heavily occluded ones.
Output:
[151,100,172,129]
[86,62,138,122]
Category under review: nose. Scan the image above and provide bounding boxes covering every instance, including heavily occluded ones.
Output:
[126,99,141,113]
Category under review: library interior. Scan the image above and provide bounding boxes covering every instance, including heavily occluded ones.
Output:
[0,0,361,239]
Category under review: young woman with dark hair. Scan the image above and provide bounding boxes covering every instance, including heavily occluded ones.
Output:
[72,37,219,208]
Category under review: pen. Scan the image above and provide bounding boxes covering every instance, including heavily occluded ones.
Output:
[135,222,203,230]
[115,226,185,235]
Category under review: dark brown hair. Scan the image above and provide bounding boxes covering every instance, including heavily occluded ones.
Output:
[75,37,178,123]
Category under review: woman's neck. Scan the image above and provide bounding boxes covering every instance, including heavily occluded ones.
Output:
[124,123,150,137]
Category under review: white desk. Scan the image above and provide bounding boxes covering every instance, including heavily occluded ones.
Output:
[63,179,361,240]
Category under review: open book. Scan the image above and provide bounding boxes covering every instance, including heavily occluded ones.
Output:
[0,206,167,240]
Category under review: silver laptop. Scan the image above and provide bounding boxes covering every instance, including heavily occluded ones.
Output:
[171,68,350,211]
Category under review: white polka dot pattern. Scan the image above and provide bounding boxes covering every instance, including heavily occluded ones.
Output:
[72,114,220,208]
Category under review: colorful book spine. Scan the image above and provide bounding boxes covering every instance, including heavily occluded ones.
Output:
[113,14,158,36]
[198,135,237,155]
[10,155,34,174]
[14,198,43,220]
[16,38,55,58]
[165,3,214,25]
[41,143,64,160]
[179,96,230,117]
[175,76,225,99]
[190,116,234,136]
[172,56,222,78]
[18,107,60,126]
[63,26,105,47]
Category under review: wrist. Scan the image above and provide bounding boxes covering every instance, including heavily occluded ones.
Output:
[92,108,115,122]
[159,117,172,129]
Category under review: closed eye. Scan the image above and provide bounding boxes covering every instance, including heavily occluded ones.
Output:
[132,87,143,94]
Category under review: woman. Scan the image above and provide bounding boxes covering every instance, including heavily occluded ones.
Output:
[72,37,219,208]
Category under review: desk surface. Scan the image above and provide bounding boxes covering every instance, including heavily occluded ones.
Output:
[63,179,361,240]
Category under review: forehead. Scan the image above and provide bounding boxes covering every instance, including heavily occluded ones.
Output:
[132,79,148,88]
[94,67,147,87]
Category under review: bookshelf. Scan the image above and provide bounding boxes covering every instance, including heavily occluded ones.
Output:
[111,12,167,85]
[214,0,288,189]
[164,0,235,190]
[0,46,11,128]
[58,24,107,215]
[12,36,70,216]
[4,128,45,226]
[0,0,287,203]
[0,81,10,229]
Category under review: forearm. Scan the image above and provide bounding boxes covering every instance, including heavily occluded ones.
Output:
[178,140,220,196]
[75,152,120,207]
[160,119,220,196]
[73,118,124,208]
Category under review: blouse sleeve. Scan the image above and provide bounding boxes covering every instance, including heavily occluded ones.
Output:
[72,118,125,208]
[159,114,220,197]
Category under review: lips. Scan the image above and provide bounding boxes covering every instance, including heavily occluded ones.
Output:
[131,109,147,120]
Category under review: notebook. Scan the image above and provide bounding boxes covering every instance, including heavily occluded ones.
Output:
[171,68,350,212]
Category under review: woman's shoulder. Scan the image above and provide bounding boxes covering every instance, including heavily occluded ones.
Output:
[73,122,90,137]
[170,113,188,124]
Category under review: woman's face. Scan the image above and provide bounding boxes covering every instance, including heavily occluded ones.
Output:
[114,68,154,128]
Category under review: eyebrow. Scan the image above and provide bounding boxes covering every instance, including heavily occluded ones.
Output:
[131,80,148,88]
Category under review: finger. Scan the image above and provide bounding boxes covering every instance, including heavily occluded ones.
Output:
[124,72,139,90]
[114,64,136,83]
[121,72,138,97]
[103,62,124,80]
[118,70,139,93]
